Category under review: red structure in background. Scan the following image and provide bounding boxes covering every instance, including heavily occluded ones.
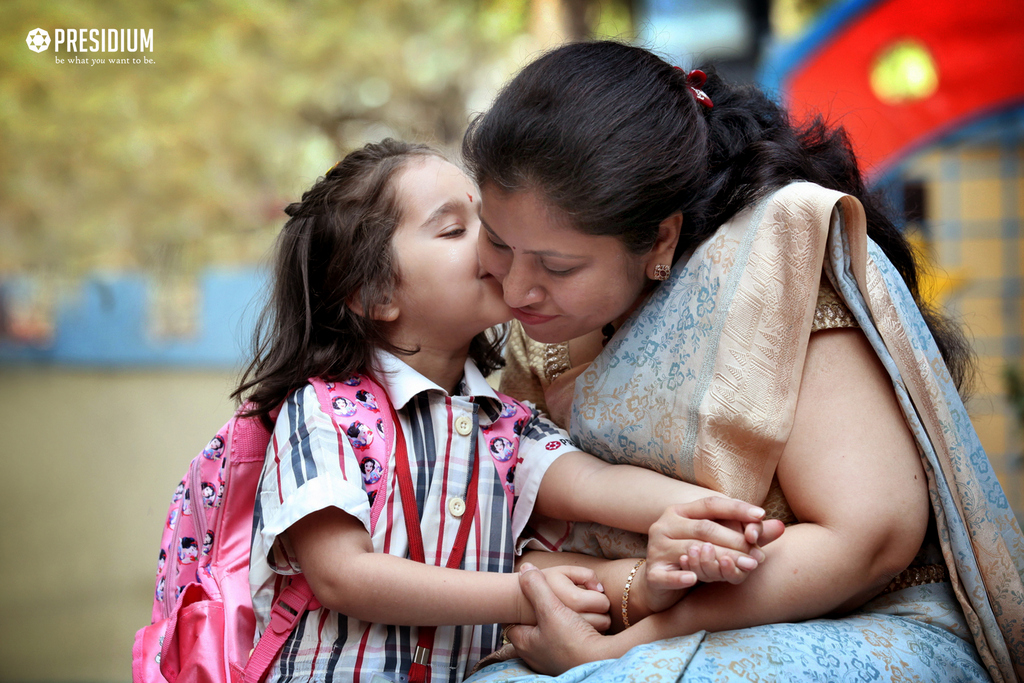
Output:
[780,0,1024,178]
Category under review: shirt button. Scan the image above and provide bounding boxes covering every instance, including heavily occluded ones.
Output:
[454,415,473,436]
[448,496,466,517]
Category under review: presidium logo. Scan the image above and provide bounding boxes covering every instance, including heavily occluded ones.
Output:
[26,28,50,52]
[25,27,155,64]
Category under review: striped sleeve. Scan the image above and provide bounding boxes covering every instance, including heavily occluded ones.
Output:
[255,384,373,575]
[509,405,580,553]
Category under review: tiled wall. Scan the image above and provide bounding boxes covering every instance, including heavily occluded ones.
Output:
[896,121,1024,521]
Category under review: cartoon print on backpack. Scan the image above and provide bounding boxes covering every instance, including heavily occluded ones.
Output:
[361,456,383,486]
[346,421,374,449]
[355,389,379,412]
[157,548,167,574]
[506,464,516,494]
[178,537,199,565]
[513,416,527,437]
[332,395,358,417]
[203,434,225,460]
[172,479,186,503]
[182,488,192,516]
[156,576,166,603]
[203,530,214,556]
[201,481,217,508]
[500,402,518,419]
[375,417,386,438]
[343,375,361,386]
[167,508,179,531]
[489,436,514,462]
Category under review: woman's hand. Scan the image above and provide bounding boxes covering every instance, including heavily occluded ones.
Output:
[508,564,615,675]
[642,497,785,613]
[520,565,611,631]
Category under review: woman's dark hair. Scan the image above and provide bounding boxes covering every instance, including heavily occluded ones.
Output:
[234,139,505,427]
[463,40,973,393]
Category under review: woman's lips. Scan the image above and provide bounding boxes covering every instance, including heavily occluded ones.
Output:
[512,308,558,325]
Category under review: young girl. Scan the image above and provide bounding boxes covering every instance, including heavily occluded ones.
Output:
[234,139,778,682]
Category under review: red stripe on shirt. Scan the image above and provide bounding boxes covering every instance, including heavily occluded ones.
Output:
[352,623,374,683]
[382,462,398,556]
[272,433,284,504]
[308,608,330,681]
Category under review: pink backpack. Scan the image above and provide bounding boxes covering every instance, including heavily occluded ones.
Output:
[133,375,524,683]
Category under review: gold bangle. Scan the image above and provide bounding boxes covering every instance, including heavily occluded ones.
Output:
[621,558,646,629]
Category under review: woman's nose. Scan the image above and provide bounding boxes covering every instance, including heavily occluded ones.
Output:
[502,259,543,309]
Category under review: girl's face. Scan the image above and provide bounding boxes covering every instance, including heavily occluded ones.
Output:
[387,157,511,350]
[478,186,649,344]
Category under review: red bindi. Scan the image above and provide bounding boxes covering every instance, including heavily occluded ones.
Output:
[467,193,474,202]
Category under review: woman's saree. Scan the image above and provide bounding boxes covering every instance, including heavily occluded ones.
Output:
[468,183,1024,683]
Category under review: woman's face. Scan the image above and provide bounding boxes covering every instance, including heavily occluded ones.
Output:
[478,185,649,343]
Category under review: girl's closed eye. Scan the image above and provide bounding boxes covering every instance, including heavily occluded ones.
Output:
[440,224,465,238]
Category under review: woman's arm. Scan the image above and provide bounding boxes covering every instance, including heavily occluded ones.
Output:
[287,505,611,628]
[515,328,931,671]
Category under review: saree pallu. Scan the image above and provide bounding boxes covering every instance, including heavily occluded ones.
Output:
[468,183,1024,683]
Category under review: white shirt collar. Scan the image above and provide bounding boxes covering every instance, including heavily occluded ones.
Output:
[374,350,501,411]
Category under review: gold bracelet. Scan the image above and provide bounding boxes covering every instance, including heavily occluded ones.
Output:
[621,558,646,629]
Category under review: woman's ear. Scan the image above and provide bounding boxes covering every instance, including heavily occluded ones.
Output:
[347,292,399,322]
[645,211,683,280]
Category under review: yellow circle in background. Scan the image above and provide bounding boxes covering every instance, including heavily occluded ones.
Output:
[870,39,939,105]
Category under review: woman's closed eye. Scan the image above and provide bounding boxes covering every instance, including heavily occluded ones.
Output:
[484,231,511,251]
[541,262,577,276]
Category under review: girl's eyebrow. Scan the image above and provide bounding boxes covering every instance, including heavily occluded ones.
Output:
[420,199,463,229]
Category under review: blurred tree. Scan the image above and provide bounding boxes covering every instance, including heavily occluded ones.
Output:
[0,0,545,279]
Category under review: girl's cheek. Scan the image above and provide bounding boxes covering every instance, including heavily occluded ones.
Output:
[480,244,509,281]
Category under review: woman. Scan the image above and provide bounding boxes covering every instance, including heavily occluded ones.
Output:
[463,41,1024,682]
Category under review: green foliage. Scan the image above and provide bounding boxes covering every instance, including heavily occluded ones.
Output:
[0,0,534,277]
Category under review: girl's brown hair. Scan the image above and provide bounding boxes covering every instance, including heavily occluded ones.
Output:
[234,139,505,427]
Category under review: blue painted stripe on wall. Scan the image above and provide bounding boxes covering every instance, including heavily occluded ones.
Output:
[757,0,882,94]
[0,268,269,368]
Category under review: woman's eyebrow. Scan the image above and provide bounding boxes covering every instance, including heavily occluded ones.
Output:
[481,218,584,259]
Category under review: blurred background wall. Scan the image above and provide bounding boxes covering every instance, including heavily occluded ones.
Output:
[1,0,1021,680]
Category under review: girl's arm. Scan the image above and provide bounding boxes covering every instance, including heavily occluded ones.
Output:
[533,450,746,535]
[286,505,610,629]
[513,329,931,672]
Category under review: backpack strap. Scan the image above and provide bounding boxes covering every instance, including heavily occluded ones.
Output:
[239,575,319,683]
[238,381,351,683]
[308,375,395,535]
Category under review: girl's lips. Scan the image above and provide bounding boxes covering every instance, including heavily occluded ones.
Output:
[512,308,558,325]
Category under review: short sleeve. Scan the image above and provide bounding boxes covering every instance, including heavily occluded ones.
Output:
[508,405,580,553]
[253,384,373,576]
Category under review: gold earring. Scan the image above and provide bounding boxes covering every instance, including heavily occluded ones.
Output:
[653,264,671,281]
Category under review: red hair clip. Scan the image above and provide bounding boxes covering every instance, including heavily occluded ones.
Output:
[674,66,713,109]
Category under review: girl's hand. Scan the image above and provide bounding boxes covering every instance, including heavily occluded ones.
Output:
[643,497,785,613]
[520,564,611,632]
[509,565,614,675]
